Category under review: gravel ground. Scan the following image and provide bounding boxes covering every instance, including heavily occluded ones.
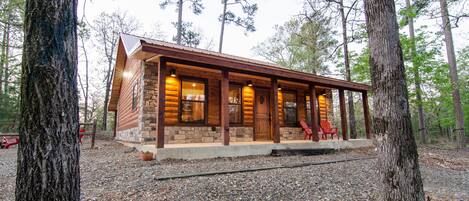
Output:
[1,140,468,200]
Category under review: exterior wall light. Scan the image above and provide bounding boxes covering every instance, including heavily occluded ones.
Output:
[170,69,176,77]
[247,80,253,87]
[123,71,131,78]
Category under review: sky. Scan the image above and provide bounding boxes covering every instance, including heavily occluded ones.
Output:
[78,0,305,60]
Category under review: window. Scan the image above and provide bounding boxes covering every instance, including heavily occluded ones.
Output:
[132,84,137,111]
[283,92,297,126]
[229,85,242,124]
[180,79,206,123]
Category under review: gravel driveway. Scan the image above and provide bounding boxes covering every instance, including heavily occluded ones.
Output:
[1,140,468,200]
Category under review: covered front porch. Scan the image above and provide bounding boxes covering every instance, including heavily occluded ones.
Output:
[150,56,372,148]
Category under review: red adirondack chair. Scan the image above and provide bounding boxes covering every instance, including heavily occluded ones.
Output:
[2,137,19,149]
[319,120,338,140]
[299,120,313,140]
[79,128,86,144]
[299,120,324,140]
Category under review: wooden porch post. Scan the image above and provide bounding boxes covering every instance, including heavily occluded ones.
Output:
[339,89,348,140]
[271,78,280,143]
[156,58,166,148]
[220,70,230,145]
[362,91,372,139]
[309,84,320,142]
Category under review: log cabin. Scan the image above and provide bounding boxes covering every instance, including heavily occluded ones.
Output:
[108,34,372,148]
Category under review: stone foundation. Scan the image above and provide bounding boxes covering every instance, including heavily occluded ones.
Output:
[280,127,304,141]
[229,127,254,142]
[119,125,304,144]
[164,126,254,144]
[116,127,142,142]
[164,126,223,144]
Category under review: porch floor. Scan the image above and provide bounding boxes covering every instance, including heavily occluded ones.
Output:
[123,139,374,161]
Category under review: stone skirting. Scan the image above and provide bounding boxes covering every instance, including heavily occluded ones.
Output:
[164,126,223,144]
[164,126,255,144]
[116,127,142,142]
[118,126,304,144]
[230,127,254,142]
[280,127,304,141]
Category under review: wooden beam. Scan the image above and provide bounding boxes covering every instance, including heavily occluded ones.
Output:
[156,58,167,148]
[271,78,280,143]
[309,84,320,142]
[221,70,230,145]
[339,89,348,140]
[362,91,372,139]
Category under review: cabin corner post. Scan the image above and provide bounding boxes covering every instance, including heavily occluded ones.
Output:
[362,91,372,139]
[309,84,320,142]
[220,70,230,145]
[271,78,280,143]
[339,89,348,140]
[156,57,167,148]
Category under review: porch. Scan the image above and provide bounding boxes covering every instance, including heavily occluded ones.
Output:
[124,139,373,161]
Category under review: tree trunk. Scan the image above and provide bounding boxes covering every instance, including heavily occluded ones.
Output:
[0,17,6,95]
[339,0,357,139]
[102,63,112,130]
[218,0,228,53]
[439,0,466,149]
[16,0,80,200]
[3,13,11,95]
[405,0,427,144]
[80,35,89,123]
[176,0,183,45]
[364,0,425,200]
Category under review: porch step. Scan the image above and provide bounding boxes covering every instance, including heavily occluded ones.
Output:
[271,148,335,156]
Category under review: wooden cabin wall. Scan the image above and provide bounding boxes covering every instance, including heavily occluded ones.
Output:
[278,91,284,127]
[161,63,318,127]
[165,76,180,124]
[318,95,328,120]
[297,91,305,122]
[208,79,220,125]
[242,86,254,126]
[116,58,141,131]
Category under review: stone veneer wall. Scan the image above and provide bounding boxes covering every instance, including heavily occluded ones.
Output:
[140,62,158,142]
[280,127,304,141]
[116,127,142,142]
[164,126,254,144]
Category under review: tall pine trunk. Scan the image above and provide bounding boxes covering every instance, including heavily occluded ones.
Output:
[339,0,357,139]
[80,35,89,122]
[2,13,11,95]
[16,0,80,200]
[176,0,183,45]
[364,0,424,200]
[218,0,228,53]
[102,61,113,130]
[439,0,466,149]
[405,0,427,144]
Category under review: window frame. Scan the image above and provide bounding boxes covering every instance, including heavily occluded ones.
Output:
[228,83,243,125]
[282,90,298,127]
[178,76,208,125]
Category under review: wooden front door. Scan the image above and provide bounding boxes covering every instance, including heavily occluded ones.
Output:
[254,89,271,141]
